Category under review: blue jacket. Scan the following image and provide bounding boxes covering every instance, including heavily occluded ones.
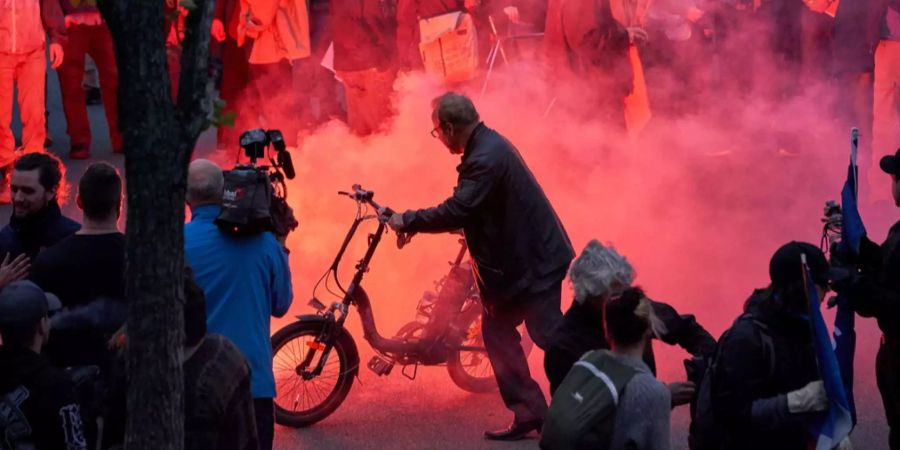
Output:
[0,202,80,260]
[184,205,293,399]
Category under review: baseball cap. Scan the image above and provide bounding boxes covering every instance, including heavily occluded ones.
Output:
[880,148,900,176]
[769,241,832,288]
[0,280,62,328]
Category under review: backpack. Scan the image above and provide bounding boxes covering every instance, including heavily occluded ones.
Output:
[688,313,776,450]
[215,167,275,235]
[540,349,638,450]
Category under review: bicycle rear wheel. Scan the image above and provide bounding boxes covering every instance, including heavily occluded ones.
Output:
[272,320,359,427]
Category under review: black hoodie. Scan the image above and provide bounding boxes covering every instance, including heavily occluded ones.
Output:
[0,346,87,450]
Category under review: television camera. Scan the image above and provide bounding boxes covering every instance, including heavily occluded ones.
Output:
[214,128,299,239]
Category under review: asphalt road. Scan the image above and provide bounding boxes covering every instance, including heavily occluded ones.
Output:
[5,70,892,450]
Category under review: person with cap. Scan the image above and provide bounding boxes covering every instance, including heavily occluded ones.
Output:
[837,148,900,448]
[711,241,835,450]
[0,280,88,450]
[543,240,716,402]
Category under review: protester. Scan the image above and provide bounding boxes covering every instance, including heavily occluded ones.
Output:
[835,148,900,448]
[389,92,574,440]
[0,0,66,180]
[236,0,311,147]
[543,0,645,129]
[541,289,672,450]
[212,0,251,152]
[331,0,398,136]
[102,268,260,450]
[0,152,80,260]
[711,242,838,450]
[396,0,468,71]
[184,159,293,450]
[544,240,716,400]
[871,7,900,200]
[30,162,126,370]
[832,0,878,186]
[56,0,122,159]
[0,280,88,450]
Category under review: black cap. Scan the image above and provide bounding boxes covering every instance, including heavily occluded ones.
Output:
[880,148,900,176]
[769,242,831,288]
[0,281,62,328]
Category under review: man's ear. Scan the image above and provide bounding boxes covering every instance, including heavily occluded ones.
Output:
[76,193,83,210]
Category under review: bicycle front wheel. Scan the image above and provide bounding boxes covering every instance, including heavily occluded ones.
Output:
[272,320,358,427]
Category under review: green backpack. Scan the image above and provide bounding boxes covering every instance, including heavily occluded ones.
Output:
[540,349,638,450]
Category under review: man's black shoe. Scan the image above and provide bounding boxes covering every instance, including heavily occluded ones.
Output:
[483,419,542,441]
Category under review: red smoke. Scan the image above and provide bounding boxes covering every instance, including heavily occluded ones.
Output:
[227,41,897,443]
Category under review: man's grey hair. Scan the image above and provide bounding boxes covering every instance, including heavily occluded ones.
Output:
[569,240,635,304]
[187,159,224,205]
[432,92,480,127]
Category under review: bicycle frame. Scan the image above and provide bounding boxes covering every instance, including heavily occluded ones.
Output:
[299,185,486,379]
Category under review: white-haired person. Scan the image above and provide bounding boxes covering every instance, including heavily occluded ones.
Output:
[540,289,672,450]
[543,240,716,406]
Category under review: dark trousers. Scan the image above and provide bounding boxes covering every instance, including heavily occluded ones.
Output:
[216,37,251,150]
[482,279,563,423]
[248,60,298,147]
[878,337,900,450]
[544,346,578,395]
[253,398,274,450]
[57,23,122,151]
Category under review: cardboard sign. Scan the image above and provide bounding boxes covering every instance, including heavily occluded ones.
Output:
[418,12,479,84]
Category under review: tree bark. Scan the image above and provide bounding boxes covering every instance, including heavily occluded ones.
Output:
[96,0,214,447]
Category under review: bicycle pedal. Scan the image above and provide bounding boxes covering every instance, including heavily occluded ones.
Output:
[367,355,394,376]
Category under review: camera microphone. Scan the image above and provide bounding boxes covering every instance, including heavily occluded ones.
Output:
[279,150,296,180]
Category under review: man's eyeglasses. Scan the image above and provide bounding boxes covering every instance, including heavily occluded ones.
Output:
[430,127,440,138]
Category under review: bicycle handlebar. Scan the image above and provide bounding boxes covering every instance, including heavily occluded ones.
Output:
[338,184,415,248]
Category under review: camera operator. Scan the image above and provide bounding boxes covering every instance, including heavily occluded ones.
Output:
[836,148,900,448]
[183,159,293,450]
[389,92,575,441]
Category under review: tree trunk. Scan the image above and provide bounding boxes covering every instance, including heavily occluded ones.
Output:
[96,0,214,447]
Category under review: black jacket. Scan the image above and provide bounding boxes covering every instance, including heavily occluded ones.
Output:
[0,346,87,450]
[0,202,81,260]
[848,220,900,339]
[544,298,716,392]
[403,123,575,303]
[711,290,820,450]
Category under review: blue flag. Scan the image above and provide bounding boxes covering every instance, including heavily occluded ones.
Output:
[804,255,854,449]
[833,128,866,425]
[840,129,867,254]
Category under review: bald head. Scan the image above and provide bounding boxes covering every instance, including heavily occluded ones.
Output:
[187,159,224,208]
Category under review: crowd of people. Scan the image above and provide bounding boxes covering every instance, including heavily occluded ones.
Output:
[1,0,900,443]
[0,85,895,450]
[0,151,293,449]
